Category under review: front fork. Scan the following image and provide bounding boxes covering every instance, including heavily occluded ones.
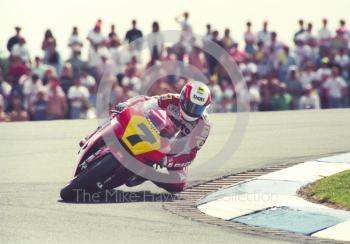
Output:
[75,146,111,177]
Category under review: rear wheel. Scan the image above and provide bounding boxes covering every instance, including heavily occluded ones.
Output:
[60,153,121,201]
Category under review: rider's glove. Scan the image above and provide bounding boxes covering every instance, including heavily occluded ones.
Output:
[114,102,127,114]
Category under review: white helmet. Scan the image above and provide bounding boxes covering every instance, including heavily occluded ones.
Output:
[179,81,211,121]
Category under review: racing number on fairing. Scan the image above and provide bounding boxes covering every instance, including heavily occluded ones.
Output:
[121,115,160,156]
[126,123,157,146]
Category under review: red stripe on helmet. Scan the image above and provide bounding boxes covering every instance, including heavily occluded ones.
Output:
[184,83,192,100]
[204,92,212,106]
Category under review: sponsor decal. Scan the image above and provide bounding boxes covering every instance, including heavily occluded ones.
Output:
[166,161,192,169]
[193,94,205,102]
[197,86,205,95]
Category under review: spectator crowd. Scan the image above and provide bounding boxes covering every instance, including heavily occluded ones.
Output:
[1,13,350,122]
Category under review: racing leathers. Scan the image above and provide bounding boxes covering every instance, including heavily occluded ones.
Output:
[118,93,211,192]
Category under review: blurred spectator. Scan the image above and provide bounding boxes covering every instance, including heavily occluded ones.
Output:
[11,38,30,64]
[316,57,332,83]
[304,23,315,45]
[294,35,312,66]
[272,82,292,110]
[179,24,195,54]
[175,12,194,54]
[294,19,305,43]
[23,73,43,110]
[323,67,347,108]
[160,47,178,84]
[222,28,234,50]
[108,24,121,48]
[125,20,143,51]
[189,46,208,74]
[209,79,223,107]
[121,75,141,98]
[254,41,269,77]
[331,26,348,51]
[9,97,28,121]
[42,29,56,51]
[339,19,350,39]
[87,19,104,48]
[147,78,174,96]
[7,26,22,52]
[318,18,332,55]
[42,67,57,85]
[0,95,9,122]
[46,79,68,120]
[220,80,235,112]
[203,24,212,44]
[80,71,96,90]
[43,38,61,74]
[257,21,270,45]
[148,21,164,62]
[207,30,220,75]
[124,56,142,79]
[308,36,320,63]
[175,12,192,31]
[266,32,283,74]
[278,46,296,82]
[87,19,105,76]
[173,41,186,63]
[59,63,74,94]
[80,71,97,106]
[9,78,25,108]
[66,49,84,79]
[229,42,249,64]
[31,88,48,120]
[244,21,256,56]
[300,62,317,89]
[110,82,126,107]
[335,48,349,70]
[121,42,141,65]
[202,24,212,66]
[267,32,283,52]
[285,66,303,109]
[8,56,29,83]
[108,24,116,40]
[222,93,235,112]
[109,38,124,83]
[68,26,83,57]
[299,84,320,109]
[259,80,275,111]
[67,77,90,119]
[247,77,261,111]
[0,70,12,102]
[31,56,49,80]
[96,47,116,82]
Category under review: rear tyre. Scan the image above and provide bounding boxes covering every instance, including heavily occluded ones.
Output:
[60,153,120,201]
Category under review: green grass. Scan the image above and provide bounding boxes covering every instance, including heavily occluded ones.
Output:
[307,170,350,209]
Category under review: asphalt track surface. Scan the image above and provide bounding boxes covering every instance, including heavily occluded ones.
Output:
[1,109,350,244]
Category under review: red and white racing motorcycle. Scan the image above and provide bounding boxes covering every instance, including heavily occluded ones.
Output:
[60,98,177,201]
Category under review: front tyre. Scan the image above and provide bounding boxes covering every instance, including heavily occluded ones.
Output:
[60,153,120,201]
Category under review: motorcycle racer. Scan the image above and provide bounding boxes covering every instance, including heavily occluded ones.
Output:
[114,81,211,192]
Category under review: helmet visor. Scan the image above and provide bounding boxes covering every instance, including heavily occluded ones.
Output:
[181,98,205,118]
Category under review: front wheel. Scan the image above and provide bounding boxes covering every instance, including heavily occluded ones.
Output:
[60,153,120,201]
